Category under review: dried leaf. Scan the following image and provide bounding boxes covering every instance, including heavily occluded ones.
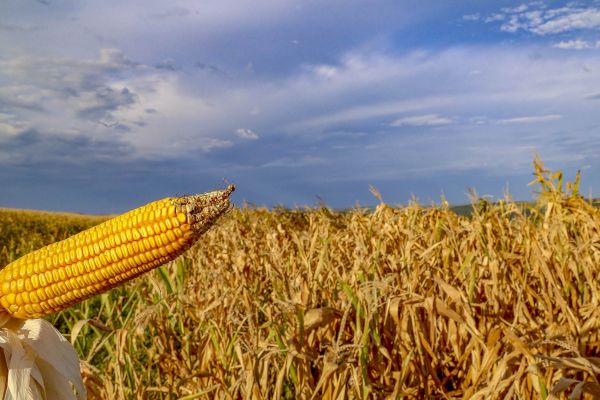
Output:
[70,319,113,345]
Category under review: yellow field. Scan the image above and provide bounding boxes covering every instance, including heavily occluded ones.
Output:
[1,156,599,399]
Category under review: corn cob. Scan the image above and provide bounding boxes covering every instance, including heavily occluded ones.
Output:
[0,184,235,319]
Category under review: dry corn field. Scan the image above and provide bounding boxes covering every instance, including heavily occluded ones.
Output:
[4,156,600,399]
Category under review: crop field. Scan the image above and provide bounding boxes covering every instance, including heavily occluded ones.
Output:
[2,156,600,399]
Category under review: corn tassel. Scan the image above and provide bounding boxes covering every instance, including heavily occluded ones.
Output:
[0,184,234,319]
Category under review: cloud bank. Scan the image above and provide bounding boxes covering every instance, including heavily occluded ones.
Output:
[1,0,600,213]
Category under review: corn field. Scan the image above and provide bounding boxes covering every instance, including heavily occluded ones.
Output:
[0,209,109,268]
[3,155,600,399]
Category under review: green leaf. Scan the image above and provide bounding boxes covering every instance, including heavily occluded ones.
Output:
[176,258,187,296]
[156,264,174,295]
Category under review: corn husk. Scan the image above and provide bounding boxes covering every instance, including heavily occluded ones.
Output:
[0,311,85,400]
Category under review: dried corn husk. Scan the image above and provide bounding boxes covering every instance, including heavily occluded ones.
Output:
[0,311,86,400]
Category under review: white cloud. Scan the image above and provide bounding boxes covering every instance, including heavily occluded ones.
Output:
[524,10,544,26]
[312,65,338,78]
[484,14,505,23]
[532,7,600,34]
[463,13,480,21]
[469,116,488,124]
[193,138,232,151]
[492,4,600,35]
[0,85,44,111]
[2,40,600,187]
[390,114,452,126]
[0,49,140,126]
[501,15,528,32]
[495,114,562,124]
[283,45,600,139]
[169,137,232,152]
[0,48,240,159]
[0,119,31,136]
[236,128,259,139]
[501,4,529,13]
[108,74,243,156]
[0,49,138,92]
[553,39,593,49]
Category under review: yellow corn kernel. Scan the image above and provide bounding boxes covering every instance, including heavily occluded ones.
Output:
[2,282,11,295]
[6,293,16,305]
[37,288,47,301]
[99,254,108,266]
[0,297,9,309]
[0,184,234,319]
[44,271,53,285]
[166,230,176,242]
[180,223,191,232]
[50,284,61,297]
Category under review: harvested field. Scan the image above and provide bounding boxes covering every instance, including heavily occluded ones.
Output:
[2,155,600,399]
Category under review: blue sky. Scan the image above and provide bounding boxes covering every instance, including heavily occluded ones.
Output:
[1,0,600,214]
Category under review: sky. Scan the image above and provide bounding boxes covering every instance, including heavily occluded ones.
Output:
[1,0,600,214]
